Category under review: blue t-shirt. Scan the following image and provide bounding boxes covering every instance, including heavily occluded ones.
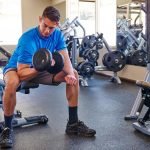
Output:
[3,27,67,74]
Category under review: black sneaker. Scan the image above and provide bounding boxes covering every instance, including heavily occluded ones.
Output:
[66,120,96,137]
[0,127,13,148]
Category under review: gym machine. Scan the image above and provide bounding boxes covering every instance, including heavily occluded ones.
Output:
[132,81,150,135]
[0,46,48,131]
[124,2,149,121]
[132,0,150,135]
[117,16,147,66]
[61,17,86,69]
[77,33,103,86]
[94,33,126,84]
[0,46,11,67]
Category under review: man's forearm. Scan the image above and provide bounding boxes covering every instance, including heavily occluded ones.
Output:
[18,68,38,81]
[59,50,74,76]
[63,57,74,75]
[17,66,38,81]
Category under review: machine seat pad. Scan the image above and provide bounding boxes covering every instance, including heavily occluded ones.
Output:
[136,80,150,89]
[0,79,39,91]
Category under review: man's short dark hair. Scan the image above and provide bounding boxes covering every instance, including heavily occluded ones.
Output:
[42,6,60,22]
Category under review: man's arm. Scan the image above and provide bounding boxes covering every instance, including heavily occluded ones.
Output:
[58,49,77,85]
[17,64,38,81]
[17,49,73,81]
[17,49,77,85]
[58,49,74,76]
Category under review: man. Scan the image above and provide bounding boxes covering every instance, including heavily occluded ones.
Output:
[0,6,96,148]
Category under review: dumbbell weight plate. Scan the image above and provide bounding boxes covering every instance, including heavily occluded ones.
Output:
[33,48,52,72]
[83,49,99,62]
[131,50,147,66]
[102,53,109,66]
[81,35,97,50]
[96,40,103,49]
[77,61,95,78]
[47,52,64,74]
[102,51,126,72]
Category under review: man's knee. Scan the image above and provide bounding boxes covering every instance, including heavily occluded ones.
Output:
[53,69,79,84]
[5,78,20,92]
[73,69,79,79]
[4,71,20,90]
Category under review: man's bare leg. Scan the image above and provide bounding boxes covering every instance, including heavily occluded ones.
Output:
[3,71,20,116]
[0,71,20,148]
[53,70,96,137]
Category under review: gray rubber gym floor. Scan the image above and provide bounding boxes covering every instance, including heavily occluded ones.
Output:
[2,74,150,150]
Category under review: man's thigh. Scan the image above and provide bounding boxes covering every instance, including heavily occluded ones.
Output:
[3,69,18,84]
[30,71,60,85]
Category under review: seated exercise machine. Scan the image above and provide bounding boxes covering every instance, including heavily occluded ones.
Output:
[117,14,147,67]
[0,46,48,132]
[132,80,150,135]
[125,0,150,136]
[124,1,149,120]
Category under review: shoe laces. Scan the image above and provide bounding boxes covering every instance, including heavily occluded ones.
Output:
[78,121,89,129]
[1,128,11,140]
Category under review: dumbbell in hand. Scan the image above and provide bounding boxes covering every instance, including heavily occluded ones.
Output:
[33,48,64,74]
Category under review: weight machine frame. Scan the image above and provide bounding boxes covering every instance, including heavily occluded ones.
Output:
[117,17,146,53]
[94,33,122,84]
[125,1,150,121]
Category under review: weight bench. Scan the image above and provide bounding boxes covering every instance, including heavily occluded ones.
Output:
[0,78,48,132]
[132,80,150,135]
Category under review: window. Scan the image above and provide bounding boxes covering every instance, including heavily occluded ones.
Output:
[79,1,96,36]
[0,0,22,45]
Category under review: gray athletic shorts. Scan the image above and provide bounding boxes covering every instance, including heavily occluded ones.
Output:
[4,68,61,85]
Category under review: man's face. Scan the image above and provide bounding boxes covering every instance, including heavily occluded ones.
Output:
[39,16,58,37]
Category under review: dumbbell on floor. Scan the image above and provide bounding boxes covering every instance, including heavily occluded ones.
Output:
[32,48,64,74]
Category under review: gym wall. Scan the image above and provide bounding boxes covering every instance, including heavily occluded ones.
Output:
[21,0,51,32]
[53,2,66,23]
